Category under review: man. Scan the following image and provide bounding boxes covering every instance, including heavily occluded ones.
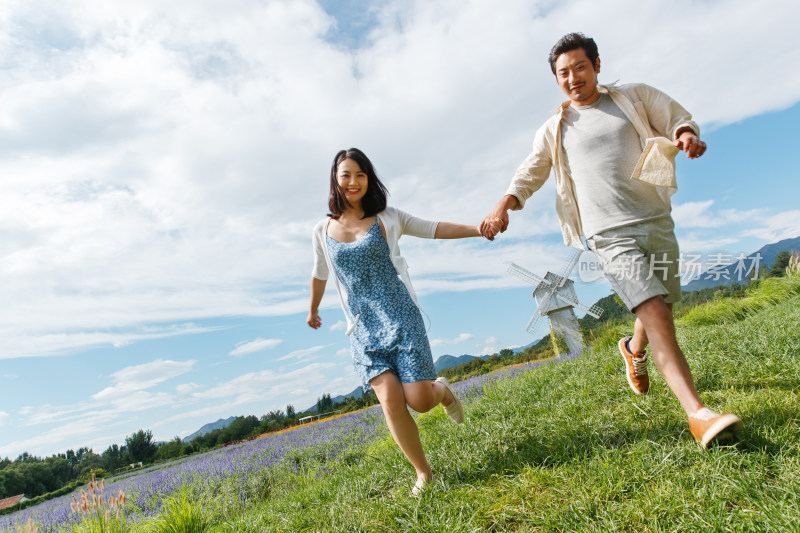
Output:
[481,33,742,448]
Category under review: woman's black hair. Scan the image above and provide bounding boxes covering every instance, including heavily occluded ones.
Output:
[328,148,389,219]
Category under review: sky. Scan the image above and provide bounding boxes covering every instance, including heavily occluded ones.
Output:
[1,0,799,458]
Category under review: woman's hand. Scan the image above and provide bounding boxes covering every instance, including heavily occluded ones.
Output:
[307,311,321,329]
[307,277,326,329]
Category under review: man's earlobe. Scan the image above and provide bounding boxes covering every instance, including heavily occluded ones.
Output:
[595,58,601,73]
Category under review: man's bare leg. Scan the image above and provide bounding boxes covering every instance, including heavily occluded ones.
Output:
[630,296,703,416]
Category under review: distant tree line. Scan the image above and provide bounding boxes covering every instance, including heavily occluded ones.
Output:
[0,429,158,503]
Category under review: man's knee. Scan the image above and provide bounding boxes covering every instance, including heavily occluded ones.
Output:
[633,295,671,318]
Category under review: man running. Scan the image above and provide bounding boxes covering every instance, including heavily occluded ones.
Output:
[481,32,742,448]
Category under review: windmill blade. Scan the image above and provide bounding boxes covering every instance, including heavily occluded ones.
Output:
[525,312,544,335]
[551,291,605,319]
[554,248,582,287]
[583,304,604,319]
[524,289,553,335]
[508,263,550,287]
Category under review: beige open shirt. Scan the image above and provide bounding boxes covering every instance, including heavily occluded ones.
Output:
[506,83,699,249]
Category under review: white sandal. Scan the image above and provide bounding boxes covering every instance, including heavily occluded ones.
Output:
[435,377,464,424]
[411,477,427,497]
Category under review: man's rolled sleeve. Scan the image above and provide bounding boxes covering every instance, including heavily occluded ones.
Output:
[637,83,700,140]
[505,122,554,210]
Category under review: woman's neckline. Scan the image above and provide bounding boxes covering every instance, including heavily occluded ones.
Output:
[326,217,378,244]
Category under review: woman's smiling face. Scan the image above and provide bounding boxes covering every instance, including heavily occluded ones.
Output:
[337,157,368,207]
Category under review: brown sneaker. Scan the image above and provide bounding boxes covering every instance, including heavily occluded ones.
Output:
[689,408,743,449]
[618,336,649,395]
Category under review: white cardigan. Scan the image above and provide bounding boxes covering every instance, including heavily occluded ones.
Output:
[312,206,438,335]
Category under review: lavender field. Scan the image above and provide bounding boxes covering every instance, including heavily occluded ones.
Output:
[0,356,561,532]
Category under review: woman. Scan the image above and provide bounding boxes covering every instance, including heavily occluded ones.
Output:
[307,148,495,495]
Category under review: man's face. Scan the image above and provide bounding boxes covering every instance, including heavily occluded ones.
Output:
[554,48,600,106]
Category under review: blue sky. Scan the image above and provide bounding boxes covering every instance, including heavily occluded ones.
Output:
[1,0,799,458]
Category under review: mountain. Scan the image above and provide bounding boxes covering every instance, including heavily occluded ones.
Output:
[433,339,543,372]
[331,386,363,404]
[182,416,237,443]
[434,354,479,372]
[302,386,364,414]
[683,236,800,291]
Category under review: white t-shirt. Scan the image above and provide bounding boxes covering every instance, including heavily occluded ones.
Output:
[561,92,669,237]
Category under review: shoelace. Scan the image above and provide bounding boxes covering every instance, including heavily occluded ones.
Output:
[631,353,648,376]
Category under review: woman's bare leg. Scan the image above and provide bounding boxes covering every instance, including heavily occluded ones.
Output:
[369,372,432,481]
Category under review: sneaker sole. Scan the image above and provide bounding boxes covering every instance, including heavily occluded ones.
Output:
[700,414,744,449]
[618,337,647,396]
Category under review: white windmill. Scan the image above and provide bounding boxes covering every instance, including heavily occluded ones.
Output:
[508,249,604,356]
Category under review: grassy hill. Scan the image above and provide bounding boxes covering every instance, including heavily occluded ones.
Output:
[4,276,799,532]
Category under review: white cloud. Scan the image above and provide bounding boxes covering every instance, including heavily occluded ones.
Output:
[672,200,719,229]
[677,235,741,255]
[477,336,500,356]
[742,210,800,243]
[176,383,200,395]
[0,324,225,360]
[229,338,283,357]
[430,333,474,347]
[93,359,196,402]
[15,359,195,436]
[0,0,796,360]
[336,348,351,358]
[0,411,10,428]
[191,362,337,405]
[672,200,765,230]
[672,201,800,251]
[0,421,108,459]
[276,345,327,362]
[329,320,346,332]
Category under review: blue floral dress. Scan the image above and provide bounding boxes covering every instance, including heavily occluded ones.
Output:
[326,218,437,391]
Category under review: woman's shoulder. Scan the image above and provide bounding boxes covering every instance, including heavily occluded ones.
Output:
[314,216,333,227]
[378,205,411,220]
[312,217,331,238]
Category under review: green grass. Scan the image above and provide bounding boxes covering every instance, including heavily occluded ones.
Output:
[143,490,209,533]
[171,285,799,532]
[86,278,800,532]
[678,275,800,326]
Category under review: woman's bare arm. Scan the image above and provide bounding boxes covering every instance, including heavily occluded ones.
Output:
[306,277,327,328]
[434,221,497,239]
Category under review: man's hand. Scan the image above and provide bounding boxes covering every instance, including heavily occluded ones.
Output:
[480,195,518,241]
[674,130,706,159]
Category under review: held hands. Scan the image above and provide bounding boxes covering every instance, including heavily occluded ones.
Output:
[480,217,505,240]
[480,207,509,241]
[674,130,706,159]
[306,311,321,329]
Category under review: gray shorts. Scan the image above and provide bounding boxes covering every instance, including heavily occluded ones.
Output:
[586,217,681,311]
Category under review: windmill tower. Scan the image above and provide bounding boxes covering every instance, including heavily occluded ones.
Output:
[508,249,603,356]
